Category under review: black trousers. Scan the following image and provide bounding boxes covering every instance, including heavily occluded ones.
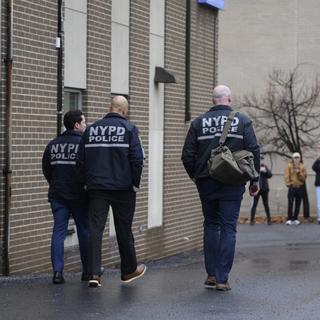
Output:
[287,186,304,221]
[88,190,137,276]
[302,184,310,218]
[250,190,271,221]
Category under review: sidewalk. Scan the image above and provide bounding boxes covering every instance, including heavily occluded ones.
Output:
[1,223,320,320]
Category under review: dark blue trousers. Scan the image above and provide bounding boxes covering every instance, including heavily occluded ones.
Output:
[50,200,89,274]
[197,178,244,284]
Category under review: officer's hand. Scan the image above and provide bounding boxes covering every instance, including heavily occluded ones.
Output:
[249,182,259,197]
[133,186,139,192]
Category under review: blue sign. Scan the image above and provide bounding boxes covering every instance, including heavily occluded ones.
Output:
[197,0,224,10]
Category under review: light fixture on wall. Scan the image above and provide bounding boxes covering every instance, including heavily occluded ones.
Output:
[154,66,176,84]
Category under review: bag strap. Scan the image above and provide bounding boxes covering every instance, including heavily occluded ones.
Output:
[219,111,236,146]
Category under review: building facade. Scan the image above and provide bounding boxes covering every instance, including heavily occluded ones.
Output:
[0,0,220,275]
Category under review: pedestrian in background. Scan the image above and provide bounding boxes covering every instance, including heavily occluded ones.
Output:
[42,111,89,284]
[250,156,272,225]
[77,96,146,288]
[181,85,260,291]
[312,154,320,224]
[284,152,307,225]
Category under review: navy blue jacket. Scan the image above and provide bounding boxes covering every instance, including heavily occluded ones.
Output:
[312,159,320,186]
[77,113,144,191]
[259,164,272,192]
[42,130,87,203]
[181,105,260,182]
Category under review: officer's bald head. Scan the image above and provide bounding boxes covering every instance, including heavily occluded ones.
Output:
[212,85,232,106]
[110,95,129,117]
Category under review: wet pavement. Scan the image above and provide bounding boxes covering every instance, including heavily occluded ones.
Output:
[1,223,320,320]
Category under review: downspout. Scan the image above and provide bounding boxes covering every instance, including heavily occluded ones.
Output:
[185,0,191,122]
[3,0,13,276]
[56,0,63,136]
[213,9,219,87]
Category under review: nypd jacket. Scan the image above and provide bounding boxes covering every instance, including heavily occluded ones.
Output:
[181,105,260,181]
[77,113,144,191]
[42,130,87,203]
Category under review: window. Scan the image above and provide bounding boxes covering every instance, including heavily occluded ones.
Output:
[111,0,129,95]
[64,0,87,89]
[64,88,82,112]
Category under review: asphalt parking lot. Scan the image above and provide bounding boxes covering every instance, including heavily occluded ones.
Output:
[1,223,320,320]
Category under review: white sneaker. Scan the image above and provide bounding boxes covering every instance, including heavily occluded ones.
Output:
[286,220,292,225]
[293,220,301,225]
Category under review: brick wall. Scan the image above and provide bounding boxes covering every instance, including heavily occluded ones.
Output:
[161,1,219,258]
[0,0,219,275]
[163,0,201,258]
[8,0,57,273]
[126,0,150,261]
[0,1,6,272]
[84,0,111,121]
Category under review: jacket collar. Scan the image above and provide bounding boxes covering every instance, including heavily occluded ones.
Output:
[61,129,82,137]
[209,105,233,112]
[104,112,126,120]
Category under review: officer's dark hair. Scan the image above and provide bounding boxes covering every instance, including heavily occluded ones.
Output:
[63,110,83,130]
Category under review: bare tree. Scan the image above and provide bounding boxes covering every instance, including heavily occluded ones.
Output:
[241,65,320,160]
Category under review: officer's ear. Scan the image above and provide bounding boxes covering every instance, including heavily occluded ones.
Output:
[122,106,129,118]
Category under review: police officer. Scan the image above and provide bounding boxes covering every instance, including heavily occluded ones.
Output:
[42,110,89,284]
[181,85,260,291]
[77,95,146,287]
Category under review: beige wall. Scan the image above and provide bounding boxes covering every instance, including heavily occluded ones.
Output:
[219,0,320,96]
[219,0,320,218]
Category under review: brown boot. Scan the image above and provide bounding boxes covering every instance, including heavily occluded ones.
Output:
[216,281,231,291]
[204,275,216,289]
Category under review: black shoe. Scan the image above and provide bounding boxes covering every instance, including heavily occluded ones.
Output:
[88,275,101,288]
[250,220,255,226]
[81,267,105,281]
[53,272,65,284]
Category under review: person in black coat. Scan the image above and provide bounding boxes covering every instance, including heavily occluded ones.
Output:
[182,85,260,291]
[42,110,89,284]
[250,157,272,225]
[77,95,146,288]
[312,157,320,224]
